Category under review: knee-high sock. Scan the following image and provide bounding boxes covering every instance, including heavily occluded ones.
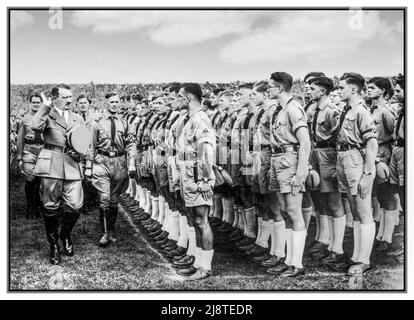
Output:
[209,199,215,219]
[382,209,397,244]
[157,196,165,224]
[237,208,245,231]
[222,197,234,223]
[130,179,137,198]
[332,216,346,254]
[254,216,263,241]
[327,216,334,251]
[302,206,312,230]
[357,222,375,265]
[168,211,180,241]
[199,249,214,271]
[177,215,189,248]
[272,220,286,258]
[145,191,152,214]
[256,219,272,248]
[284,229,293,266]
[126,178,132,195]
[318,214,330,245]
[134,183,140,202]
[376,208,385,241]
[193,247,202,268]
[232,205,239,229]
[187,227,197,257]
[150,197,159,220]
[351,221,361,262]
[162,204,170,231]
[140,188,147,209]
[394,209,400,227]
[291,230,307,269]
[244,207,257,239]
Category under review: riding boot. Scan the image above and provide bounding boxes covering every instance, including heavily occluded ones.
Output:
[42,209,61,265]
[60,207,81,256]
[108,206,118,243]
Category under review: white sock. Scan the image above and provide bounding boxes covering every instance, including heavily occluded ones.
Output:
[237,208,245,231]
[199,249,214,271]
[284,229,293,266]
[254,217,263,242]
[140,188,147,209]
[257,219,272,248]
[126,178,132,195]
[145,191,152,214]
[176,215,189,248]
[157,196,165,224]
[318,214,330,245]
[291,230,307,269]
[134,183,140,202]
[193,247,202,268]
[162,205,170,231]
[351,221,361,262]
[327,216,334,251]
[344,199,353,228]
[244,207,257,238]
[187,227,197,257]
[332,216,346,254]
[376,208,385,241]
[169,211,180,241]
[150,197,159,220]
[273,220,286,258]
[382,210,397,244]
[302,206,312,230]
[357,222,375,265]
[394,210,400,227]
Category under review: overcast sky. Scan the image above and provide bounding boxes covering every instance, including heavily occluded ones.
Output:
[10,9,404,84]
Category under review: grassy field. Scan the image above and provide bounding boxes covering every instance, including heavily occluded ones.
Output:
[9,175,404,291]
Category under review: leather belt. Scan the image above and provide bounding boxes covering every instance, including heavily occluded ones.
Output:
[97,150,125,158]
[44,143,70,154]
[337,143,365,152]
[271,145,299,155]
[25,139,43,145]
[314,140,336,149]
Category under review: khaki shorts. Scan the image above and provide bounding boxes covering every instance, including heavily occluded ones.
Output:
[314,148,338,193]
[269,152,306,194]
[336,149,367,196]
[180,162,215,207]
[389,146,404,186]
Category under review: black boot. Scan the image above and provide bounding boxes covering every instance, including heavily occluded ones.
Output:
[60,207,81,256]
[43,209,61,265]
[108,206,118,243]
[98,208,110,247]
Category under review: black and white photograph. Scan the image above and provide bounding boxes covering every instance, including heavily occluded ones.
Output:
[7,6,406,292]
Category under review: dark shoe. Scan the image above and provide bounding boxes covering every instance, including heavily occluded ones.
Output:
[148,228,163,238]
[155,237,169,247]
[108,233,117,243]
[261,255,284,267]
[61,236,74,256]
[173,255,195,266]
[267,263,290,275]
[385,247,403,257]
[169,246,187,258]
[154,231,169,241]
[147,224,162,233]
[164,244,178,253]
[347,262,372,276]
[311,247,330,261]
[176,265,197,276]
[98,233,110,247]
[49,244,61,265]
[253,252,273,263]
[239,243,256,252]
[236,237,255,247]
[377,241,392,252]
[280,266,305,278]
[161,239,177,249]
[309,241,328,254]
[246,244,268,256]
[321,251,348,267]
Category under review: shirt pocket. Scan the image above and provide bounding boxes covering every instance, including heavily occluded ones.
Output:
[35,152,52,175]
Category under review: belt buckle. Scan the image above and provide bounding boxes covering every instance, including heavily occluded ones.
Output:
[109,151,116,157]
